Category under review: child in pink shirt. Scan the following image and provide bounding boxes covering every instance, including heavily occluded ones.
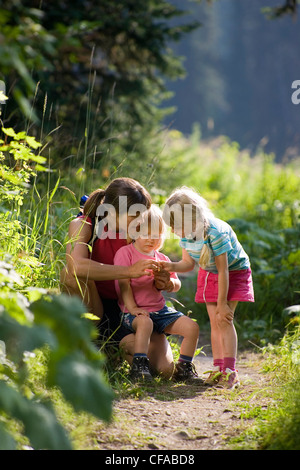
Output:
[114,206,199,382]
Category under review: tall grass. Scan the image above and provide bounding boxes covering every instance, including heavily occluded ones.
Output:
[0,129,114,450]
[232,323,300,450]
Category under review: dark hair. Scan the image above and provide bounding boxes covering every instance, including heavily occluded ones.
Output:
[83,177,152,219]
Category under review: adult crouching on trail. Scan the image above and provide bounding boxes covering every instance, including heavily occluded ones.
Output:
[60,177,174,378]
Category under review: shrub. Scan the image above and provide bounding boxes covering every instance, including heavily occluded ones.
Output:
[0,127,113,449]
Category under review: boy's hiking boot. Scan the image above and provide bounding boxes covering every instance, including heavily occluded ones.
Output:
[172,361,200,383]
[129,356,153,382]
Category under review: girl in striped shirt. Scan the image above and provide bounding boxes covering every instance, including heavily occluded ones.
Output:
[161,187,254,389]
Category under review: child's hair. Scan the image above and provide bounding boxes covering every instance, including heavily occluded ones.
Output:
[137,205,166,250]
[83,177,152,219]
[163,186,213,267]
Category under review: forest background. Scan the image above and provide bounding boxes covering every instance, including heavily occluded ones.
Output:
[0,0,299,450]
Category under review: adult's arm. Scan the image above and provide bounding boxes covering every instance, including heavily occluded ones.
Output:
[65,218,157,280]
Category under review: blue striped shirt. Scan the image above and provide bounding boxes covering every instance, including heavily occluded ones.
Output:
[179,217,250,274]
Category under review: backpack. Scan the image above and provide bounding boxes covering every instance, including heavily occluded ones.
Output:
[76,194,98,245]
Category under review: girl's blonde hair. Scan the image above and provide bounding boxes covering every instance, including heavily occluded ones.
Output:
[163,186,213,267]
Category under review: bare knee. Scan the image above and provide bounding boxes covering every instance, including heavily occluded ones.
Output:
[217,316,234,331]
[60,267,103,317]
[188,318,200,338]
[168,316,199,340]
[60,267,78,293]
[60,266,90,295]
[133,315,153,334]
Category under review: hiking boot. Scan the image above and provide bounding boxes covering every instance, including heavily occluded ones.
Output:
[172,361,199,383]
[217,368,240,389]
[203,367,223,386]
[129,356,153,382]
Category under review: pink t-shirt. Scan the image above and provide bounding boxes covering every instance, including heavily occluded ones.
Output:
[114,243,178,313]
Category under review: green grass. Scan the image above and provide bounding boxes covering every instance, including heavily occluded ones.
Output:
[231,325,300,450]
[18,326,299,450]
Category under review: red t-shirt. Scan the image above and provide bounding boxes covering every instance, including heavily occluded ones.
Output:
[79,216,127,299]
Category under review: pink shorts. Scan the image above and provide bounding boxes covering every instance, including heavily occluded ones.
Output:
[195,268,255,304]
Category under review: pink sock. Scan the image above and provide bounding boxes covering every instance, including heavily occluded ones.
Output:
[213,359,224,371]
[224,357,236,371]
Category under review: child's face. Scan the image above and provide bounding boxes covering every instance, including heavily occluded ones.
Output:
[168,203,200,239]
[135,228,163,254]
[171,223,194,239]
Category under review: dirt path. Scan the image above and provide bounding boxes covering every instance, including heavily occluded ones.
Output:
[94,348,269,451]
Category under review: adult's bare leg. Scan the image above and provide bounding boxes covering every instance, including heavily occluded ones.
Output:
[148,332,174,379]
[60,266,103,319]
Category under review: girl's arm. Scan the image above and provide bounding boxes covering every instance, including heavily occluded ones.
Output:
[66,218,157,280]
[159,249,195,273]
[215,252,234,323]
[118,279,149,317]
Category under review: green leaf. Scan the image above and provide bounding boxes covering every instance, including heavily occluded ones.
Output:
[0,422,16,450]
[0,261,23,287]
[0,292,32,324]
[0,166,23,185]
[82,313,101,321]
[34,163,48,172]
[15,131,27,140]
[49,352,113,422]
[24,135,42,149]
[1,127,16,138]
[0,91,8,103]
[0,310,57,361]
[0,381,72,450]
[29,154,47,164]
[21,400,72,450]
[31,294,98,355]
[24,287,48,303]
